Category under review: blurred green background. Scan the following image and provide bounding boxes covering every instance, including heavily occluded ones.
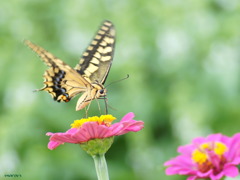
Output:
[1,0,240,179]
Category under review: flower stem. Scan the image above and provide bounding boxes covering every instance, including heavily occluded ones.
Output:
[92,154,109,180]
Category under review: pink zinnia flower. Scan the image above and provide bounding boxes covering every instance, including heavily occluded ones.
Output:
[46,112,144,150]
[164,133,240,180]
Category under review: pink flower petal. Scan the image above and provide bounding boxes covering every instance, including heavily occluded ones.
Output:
[109,115,144,136]
[187,176,197,180]
[223,165,239,177]
[47,140,64,150]
[121,112,135,122]
[71,122,112,142]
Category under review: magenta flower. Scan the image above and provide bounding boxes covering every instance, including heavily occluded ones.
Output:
[46,112,144,150]
[164,133,240,180]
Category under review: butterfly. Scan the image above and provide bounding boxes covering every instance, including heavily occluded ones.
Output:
[25,20,115,111]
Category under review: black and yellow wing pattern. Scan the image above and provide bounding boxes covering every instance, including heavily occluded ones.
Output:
[75,20,115,84]
[25,20,115,111]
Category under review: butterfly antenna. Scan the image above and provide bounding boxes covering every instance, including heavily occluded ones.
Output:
[105,74,129,88]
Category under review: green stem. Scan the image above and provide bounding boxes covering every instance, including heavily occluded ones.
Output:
[92,154,109,180]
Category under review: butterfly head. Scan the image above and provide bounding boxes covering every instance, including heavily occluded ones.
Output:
[98,88,107,97]
[93,84,107,98]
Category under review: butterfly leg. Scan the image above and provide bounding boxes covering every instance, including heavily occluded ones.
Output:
[104,97,108,114]
[95,98,100,115]
[97,97,108,114]
[85,101,93,117]
[84,107,88,118]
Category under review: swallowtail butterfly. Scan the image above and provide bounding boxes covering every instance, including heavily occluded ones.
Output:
[25,20,115,111]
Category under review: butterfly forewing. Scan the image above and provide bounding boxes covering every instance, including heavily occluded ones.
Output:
[75,20,115,84]
[25,40,90,103]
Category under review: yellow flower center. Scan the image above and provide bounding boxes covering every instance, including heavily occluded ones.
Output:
[214,142,227,155]
[71,115,116,128]
[192,149,208,165]
[192,142,228,165]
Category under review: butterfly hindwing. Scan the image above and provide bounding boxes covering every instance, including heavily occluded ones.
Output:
[75,20,115,84]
